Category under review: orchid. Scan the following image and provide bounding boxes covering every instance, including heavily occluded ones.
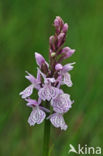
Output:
[50,113,68,130]
[19,70,41,98]
[51,93,73,113]
[25,98,47,126]
[20,16,75,132]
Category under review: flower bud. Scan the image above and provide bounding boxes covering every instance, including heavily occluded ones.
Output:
[55,63,63,70]
[49,35,55,51]
[54,16,64,34]
[62,23,68,33]
[49,36,55,44]
[54,16,63,27]
[61,47,75,59]
[57,32,65,47]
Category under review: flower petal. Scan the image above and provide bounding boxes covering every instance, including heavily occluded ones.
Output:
[38,86,51,101]
[38,85,60,101]
[35,52,49,68]
[63,73,72,87]
[37,68,41,82]
[35,52,45,67]
[25,98,38,107]
[50,87,60,99]
[19,85,34,99]
[39,106,50,113]
[38,98,42,105]
[51,93,73,113]
[28,107,46,126]
[25,71,41,90]
[62,62,75,73]
[25,71,37,84]
[50,113,68,130]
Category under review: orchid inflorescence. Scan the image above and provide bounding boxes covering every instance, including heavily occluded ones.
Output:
[20,16,75,130]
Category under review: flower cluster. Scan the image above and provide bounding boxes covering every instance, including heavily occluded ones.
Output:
[20,16,75,130]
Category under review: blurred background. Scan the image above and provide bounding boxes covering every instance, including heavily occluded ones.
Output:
[0,0,103,155]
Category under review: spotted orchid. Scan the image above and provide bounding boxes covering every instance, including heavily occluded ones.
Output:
[20,16,76,131]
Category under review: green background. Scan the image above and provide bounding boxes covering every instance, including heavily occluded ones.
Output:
[0,0,103,155]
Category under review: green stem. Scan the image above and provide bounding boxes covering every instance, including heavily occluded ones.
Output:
[43,102,51,156]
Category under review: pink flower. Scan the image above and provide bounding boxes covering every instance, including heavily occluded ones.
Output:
[28,107,46,126]
[49,113,68,130]
[38,79,60,101]
[51,93,73,113]
[26,98,50,126]
[55,63,75,87]
[19,70,41,99]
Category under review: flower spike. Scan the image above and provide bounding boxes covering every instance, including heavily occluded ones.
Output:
[20,16,76,131]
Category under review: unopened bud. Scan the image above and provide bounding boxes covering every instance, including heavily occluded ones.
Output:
[62,23,68,33]
[55,63,63,70]
[54,16,64,34]
[49,35,55,51]
[54,16,64,27]
[57,32,65,47]
[61,47,75,59]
